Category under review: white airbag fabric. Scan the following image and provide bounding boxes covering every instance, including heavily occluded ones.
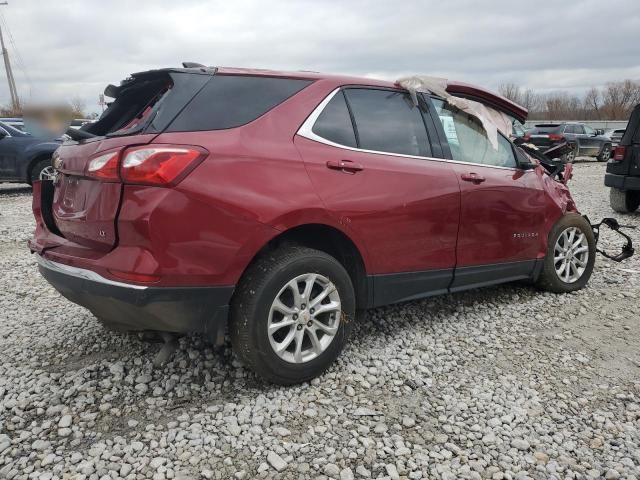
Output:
[396,76,512,150]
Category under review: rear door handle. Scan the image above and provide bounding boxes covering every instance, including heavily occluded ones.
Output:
[326,160,364,173]
[461,172,486,184]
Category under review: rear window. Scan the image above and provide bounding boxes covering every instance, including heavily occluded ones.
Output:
[167,75,312,132]
[530,125,562,134]
[311,91,357,148]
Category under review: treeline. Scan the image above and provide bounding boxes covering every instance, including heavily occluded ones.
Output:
[498,80,640,120]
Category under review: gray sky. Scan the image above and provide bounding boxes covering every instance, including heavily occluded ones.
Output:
[3,0,640,114]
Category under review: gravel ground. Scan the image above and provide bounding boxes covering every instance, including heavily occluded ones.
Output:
[1,162,640,480]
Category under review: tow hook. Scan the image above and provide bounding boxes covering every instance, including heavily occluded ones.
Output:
[587,216,636,262]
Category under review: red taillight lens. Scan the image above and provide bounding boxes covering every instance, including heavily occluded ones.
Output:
[548,133,565,141]
[613,146,626,161]
[522,133,530,141]
[108,269,161,284]
[86,151,120,181]
[120,145,206,185]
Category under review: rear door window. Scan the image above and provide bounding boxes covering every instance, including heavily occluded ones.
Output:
[168,75,312,132]
[311,91,357,148]
[431,98,517,168]
[343,88,431,157]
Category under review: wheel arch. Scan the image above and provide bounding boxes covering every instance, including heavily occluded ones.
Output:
[237,223,370,310]
[25,152,53,184]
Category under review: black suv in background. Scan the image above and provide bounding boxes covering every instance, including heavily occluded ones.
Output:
[524,123,612,162]
[605,105,640,213]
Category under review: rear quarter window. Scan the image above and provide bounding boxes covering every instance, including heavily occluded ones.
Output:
[167,75,312,132]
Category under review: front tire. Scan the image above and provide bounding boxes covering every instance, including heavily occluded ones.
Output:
[536,214,595,293]
[562,143,577,163]
[230,245,356,385]
[610,188,640,213]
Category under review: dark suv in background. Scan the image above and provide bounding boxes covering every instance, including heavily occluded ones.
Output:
[0,121,60,184]
[524,123,612,162]
[605,104,640,212]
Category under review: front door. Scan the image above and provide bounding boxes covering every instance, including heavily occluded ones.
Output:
[428,97,547,290]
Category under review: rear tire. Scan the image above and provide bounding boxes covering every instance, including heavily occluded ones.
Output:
[536,214,595,293]
[230,245,356,385]
[597,144,611,162]
[610,188,640,213]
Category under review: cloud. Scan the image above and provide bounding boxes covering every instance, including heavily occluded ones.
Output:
[2,0,638,114]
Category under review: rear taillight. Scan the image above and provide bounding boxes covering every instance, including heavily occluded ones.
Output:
[548,133,564,141]
[120,145,207,186]
[522,133,530,141]
[85,145,207,185]
[612,146,626,161]
[86,151,120,181]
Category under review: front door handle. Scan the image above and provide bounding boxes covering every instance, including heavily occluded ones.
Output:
[461,172,486,184]
[326,160,364,173]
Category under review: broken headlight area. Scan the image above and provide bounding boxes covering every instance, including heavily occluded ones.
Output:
[515,139,575,183]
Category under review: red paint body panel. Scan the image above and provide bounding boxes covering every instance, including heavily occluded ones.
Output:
[450,164,547,266]
[30,68,575,299]
[295,136,460,273]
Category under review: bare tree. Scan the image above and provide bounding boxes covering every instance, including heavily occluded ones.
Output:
[584,87,600,120]
[69,97,86,118]
[498,82,522,105]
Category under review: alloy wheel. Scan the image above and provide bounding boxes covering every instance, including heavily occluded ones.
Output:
[600,146,611,161]
[554,227,589,283]
[39,166,56,181]
[267,273,341,364]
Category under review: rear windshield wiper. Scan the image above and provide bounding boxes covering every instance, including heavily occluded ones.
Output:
[65,128,97,141]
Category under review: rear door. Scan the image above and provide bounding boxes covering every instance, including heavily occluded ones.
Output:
[427,97,547,290]
[295,87,460,305]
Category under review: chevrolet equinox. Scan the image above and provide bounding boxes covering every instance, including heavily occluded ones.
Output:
[30,65,596,384]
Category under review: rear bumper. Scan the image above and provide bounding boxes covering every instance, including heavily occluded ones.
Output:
[37,255,234,343]
[605,173,640,191]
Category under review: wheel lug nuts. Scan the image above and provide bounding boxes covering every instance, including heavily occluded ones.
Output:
[296,325,303,330]
[301,303,306,310]
[307,321,312,327]
[293,314,298,320]
[309,308,315,314]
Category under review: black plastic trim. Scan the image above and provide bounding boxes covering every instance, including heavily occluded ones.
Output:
[368,259,540,308]
[39,261,234,344]
[449,260,538,292]
[369,269,452,307]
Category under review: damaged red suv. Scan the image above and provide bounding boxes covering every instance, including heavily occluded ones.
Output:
[30,65,596,384]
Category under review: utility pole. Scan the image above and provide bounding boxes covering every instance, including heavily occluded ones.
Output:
[0,2,19,112]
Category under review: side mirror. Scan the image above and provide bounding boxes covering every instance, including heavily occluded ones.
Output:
[516,148,537,170]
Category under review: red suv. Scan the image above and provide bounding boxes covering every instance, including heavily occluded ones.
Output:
[30,66,596,384]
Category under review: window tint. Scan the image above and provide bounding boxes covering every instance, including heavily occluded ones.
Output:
[344,88,431,157]
[432,99,517,168]
[564,125,576,134]
[311,91,357,147]
[574,124,586,134]
[168,75,312,132]
[530,125,562,134]
[583,125,595,135]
